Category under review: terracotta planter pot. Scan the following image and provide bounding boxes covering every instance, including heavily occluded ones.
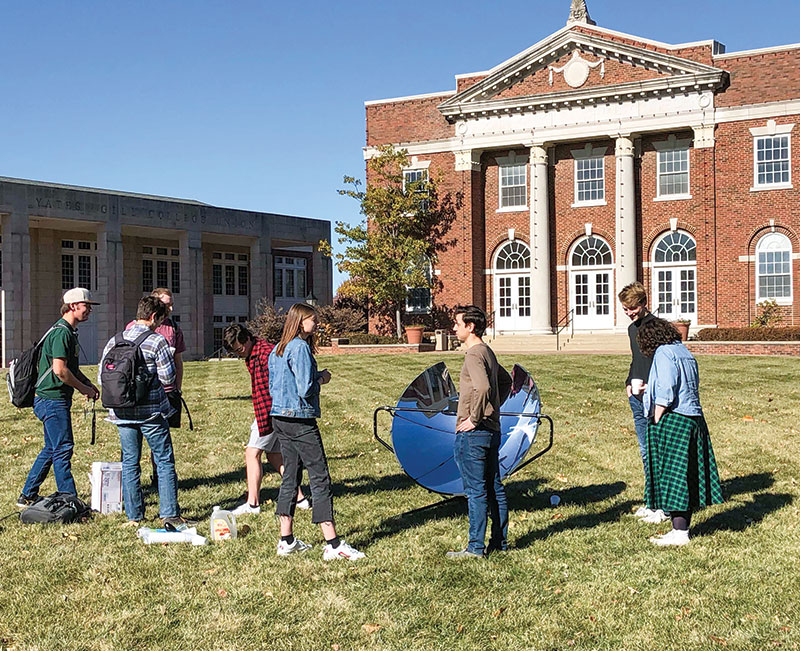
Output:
[404,326,424,345]
[673,321,690,341]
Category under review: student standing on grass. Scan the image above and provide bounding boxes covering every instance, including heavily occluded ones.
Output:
[448,305,512,559]
[222,323,309,516]
[637,318,724,546]
[126,288,185,491]
[100,296,189,529]
[268,303,364,561]
[619,282,668,524]
[18,288,101,508]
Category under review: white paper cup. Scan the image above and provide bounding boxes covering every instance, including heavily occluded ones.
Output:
[631,378,644,395]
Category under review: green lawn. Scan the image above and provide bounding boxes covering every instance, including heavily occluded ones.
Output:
[1,354,799,650]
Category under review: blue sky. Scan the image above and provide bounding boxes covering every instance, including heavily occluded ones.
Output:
[2,1,798,290]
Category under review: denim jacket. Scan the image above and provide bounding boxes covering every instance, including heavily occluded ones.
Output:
[642,342,703,418]
[268,337,322,418]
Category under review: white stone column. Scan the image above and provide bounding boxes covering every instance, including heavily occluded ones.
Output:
[96,220,125,347]
[179,231,204,359]
[530,145,552,333]
[615,136,637,328]
[249,236,269,316]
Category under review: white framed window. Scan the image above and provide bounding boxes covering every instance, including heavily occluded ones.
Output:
[756,232,792,304]
[403,168,429,213]
[496,152,528,211]
[405,256,433,314]
[142,246,180,294]
[212,251,249,297]
[274,255,307,300]
[499,164,527,209]
[750,121,794,191]
[654,137,691,199]
[62,239,97,291]
[571,145,607,206]
[494,240,531,271]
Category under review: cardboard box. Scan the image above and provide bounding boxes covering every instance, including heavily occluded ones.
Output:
[88,462,123,514]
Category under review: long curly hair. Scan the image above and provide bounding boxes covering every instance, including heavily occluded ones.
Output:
[636,318,682,357]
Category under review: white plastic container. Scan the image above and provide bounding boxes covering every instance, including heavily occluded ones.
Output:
[88,462,123,514]
[210,506,237,541]
[138,527,208,545]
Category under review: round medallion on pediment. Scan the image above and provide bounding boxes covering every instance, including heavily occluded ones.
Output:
[563,58,590,88]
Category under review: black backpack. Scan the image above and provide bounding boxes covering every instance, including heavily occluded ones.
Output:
[20,492,91,524]
[100,331,157,409]
[6,324,70,408]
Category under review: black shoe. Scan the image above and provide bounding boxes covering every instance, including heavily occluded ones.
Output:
[16,493,40,508]
[162,516,197,532]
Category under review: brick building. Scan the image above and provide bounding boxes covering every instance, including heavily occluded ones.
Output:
[0,177,331,364]
[365,1,800,334]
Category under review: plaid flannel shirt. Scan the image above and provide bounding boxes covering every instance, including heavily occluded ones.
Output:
[246,338,274,436]
[99,324,176,425]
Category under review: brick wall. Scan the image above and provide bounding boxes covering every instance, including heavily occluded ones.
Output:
[687,341,800,356]
[716,50,800,107]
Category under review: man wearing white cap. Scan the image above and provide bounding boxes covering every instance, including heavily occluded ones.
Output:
[17,288,101,507]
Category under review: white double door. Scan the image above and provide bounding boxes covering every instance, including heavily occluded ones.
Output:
[571,269,614,330]
[653,266,697,323]
[495,273,531,331]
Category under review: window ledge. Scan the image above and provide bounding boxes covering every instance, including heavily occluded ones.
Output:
[750,184,793,192]
[571,200,607,208]
[496,206,529,213]
[653,194,693,202]
[757,297,792,306]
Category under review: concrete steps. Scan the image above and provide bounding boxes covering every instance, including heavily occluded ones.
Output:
[488,332,630,354]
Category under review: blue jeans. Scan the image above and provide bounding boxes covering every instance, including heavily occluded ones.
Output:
[22,397,76,497]
[117,417,179,520]
[454,429,508,555]
[629,394,648,476]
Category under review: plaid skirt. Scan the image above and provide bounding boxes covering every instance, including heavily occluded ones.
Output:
[645,411,724,512]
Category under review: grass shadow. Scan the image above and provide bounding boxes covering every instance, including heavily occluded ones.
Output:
[720,472,775,498]
[212,396,253,401]
[506,480,627,512]
[693,492,794,536]
[514,498,640,548]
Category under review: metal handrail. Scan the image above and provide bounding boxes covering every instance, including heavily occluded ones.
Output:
[555,308,574,351]
[487,311,496,342]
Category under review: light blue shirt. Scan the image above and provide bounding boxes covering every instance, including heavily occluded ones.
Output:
[642,342,703,418]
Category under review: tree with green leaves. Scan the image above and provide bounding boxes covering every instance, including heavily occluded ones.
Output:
[322,145,459,337]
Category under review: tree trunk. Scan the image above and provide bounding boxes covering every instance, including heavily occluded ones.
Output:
[396,308,402,339]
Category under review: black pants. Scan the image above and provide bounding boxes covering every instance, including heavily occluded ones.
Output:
[273,417,334,524]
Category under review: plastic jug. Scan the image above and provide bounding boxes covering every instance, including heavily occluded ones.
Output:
[210,506,237,541]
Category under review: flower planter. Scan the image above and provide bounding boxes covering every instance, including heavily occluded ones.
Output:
[404,326,424,345]
[673,321,690,341]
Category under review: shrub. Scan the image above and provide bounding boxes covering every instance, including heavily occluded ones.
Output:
[343,332,404,345]
[695,327,800,341]
[317,304,367,337]
[751,299,783,328]
[248,299,286,344]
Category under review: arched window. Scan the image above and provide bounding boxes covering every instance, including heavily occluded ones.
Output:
[494,241,531,270]
[571,236,612,267]
[756,232,792,303]
[653,231,696,264]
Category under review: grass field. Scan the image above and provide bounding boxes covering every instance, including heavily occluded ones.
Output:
[1,353,799,650]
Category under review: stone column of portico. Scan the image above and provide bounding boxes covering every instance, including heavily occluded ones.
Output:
[529,145,552,334]
[615,136,637,329]
[249,236,270,317]
[1,198,32,360]
[96,217,125,348]
[179,230,204,359]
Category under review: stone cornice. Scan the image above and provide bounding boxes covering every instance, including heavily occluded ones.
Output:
[438,30,727,122]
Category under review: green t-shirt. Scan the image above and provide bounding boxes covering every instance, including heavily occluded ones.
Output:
[36,319,80,401]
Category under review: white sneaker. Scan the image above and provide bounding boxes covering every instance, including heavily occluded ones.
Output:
[231,502,260,516]
[649,529,690,546]
[639,509,669,524]
[296,498,311,511]
[323,540,365,561]
[276,538,312,556]
[633,506,649,518]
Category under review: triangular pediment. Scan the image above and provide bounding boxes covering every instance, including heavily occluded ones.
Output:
[439,27,727,121]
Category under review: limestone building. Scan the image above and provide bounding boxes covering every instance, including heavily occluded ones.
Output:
[0,176,332,363]
[365,1,800,333]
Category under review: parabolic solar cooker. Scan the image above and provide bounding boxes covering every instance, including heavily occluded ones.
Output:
[373,362,553,506]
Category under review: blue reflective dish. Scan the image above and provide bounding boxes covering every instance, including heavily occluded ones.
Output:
[390,361,541,496]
